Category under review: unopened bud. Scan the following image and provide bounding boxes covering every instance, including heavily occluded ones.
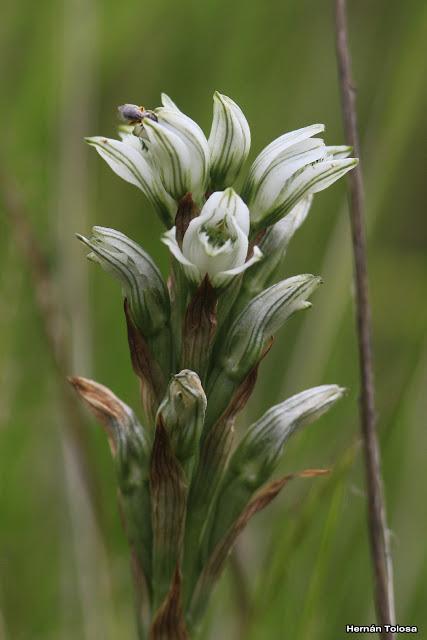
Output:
[157,370,207,472]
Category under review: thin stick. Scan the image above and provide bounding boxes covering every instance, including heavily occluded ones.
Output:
[334,2,396,637]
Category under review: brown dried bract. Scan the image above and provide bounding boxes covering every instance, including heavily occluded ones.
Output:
[150,417,188,609]
[150,567,189,640]
[175,193,199,248]
[124,298,165,420]
[246,228,266,260]
[68,375,127,455]
[181,276,217,380]
[221,335,273,424]
[192,337,274,507]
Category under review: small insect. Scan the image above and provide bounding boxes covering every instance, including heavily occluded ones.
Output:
[117,103,158,125]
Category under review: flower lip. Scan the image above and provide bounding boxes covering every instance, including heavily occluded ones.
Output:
[162,188,262,287]
[200,215,236,250]
[184,211,246,277]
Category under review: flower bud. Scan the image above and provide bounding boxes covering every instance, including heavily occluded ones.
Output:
[208,91,251,188]
[162,188,262,288]
[77,226,170,337]
[77,227,173,384]
[207,385,344,559]
[219,274,321,380]
[157,370,207,472]
[232,384,345,487]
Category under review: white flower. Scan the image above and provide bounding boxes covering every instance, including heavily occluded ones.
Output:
[87,93,358,237]
[162,188,262,288]
[242,124,358,229]
[208,91,251,188]
[87,95,210,222]
[85,134,176,226]
[141,95,210,202]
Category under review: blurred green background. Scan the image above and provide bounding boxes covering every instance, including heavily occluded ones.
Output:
[1,0,426,638]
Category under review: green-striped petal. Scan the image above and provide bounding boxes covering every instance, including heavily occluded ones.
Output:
[85,136,175,226]
[232,384,345,488]
[219,274,321,380]
[251,157,358,230]
[243,124,325,200]
[208,91,251,189]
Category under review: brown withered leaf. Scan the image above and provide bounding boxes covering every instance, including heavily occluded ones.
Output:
[124,298,165,421]
[150,417,188,609]
[68,375,129,455]
[190,469,329,618]
[149,567,189,640]
[70,375,152,625]
[175,193,199,248]
[181,276,217,381]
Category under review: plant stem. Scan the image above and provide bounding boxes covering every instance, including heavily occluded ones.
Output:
[334,2,396,638]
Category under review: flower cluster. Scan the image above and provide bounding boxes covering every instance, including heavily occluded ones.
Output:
[74,91,357,639]
[87,92,356,287]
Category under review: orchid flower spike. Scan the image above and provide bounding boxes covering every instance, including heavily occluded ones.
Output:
[162,188,262,288]
[78,88,359,635]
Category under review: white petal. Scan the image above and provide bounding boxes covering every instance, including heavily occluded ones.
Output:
[194,188,250,235]
[289,157,358,197]
[86,136,176,224]
[243,124,325,198]
[160,93,182,112]
[326,145,353,159]
[212,246,263,288]
[252,157,358,229]
[118,130,144,151]
[184,213,249,277]
[247,139,326,218]
[156,108,210,197]
[208,91,251,187]
[266,195,313,252]
[86,136,152,191]
[143,118,192,200]
[284,195,313,232]
[161,227,201,283]
[181,189,250,279]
